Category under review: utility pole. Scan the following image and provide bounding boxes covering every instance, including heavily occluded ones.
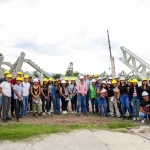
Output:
[107,30,116,78]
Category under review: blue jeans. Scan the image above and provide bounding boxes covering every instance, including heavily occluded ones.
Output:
[77,94,86,113]
[97,97,107,116]
[91,98,96,113]
[132,96,140,118]
[22,96,28,116]
[86,90,90,112]
[120,94,131,116]
[53,97,60,114]
[139,112,150,120]
[41,96,50,112]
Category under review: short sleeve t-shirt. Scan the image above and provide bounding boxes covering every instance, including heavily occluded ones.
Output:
[118,84,128,95]
[140,100,150,113]
[0,81,11,97]
[107,88,114,97]
[22,82,30,96]
[13,84,23,99]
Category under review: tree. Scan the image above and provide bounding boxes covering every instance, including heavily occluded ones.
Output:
[52,74,62,79]
[65,62,73,76]
[73,71,80,77]
[65,62,80,76]
[33,70,39,78]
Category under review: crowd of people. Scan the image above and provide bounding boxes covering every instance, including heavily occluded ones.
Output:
[0,70,150,124]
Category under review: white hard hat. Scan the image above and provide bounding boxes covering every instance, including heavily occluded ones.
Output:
[79,75,84,79]
[107,81,111,84]
[91,79,96,83]
[33,78,39,83]
[101,88,107,93]
[142,91,149,96]
[103,76,106,79]
[102,81,106,84]
[108,77,112,80]
[120,77,125,81]
[98,77,102,80]
[61,80,66,84]
[115,75,120,79]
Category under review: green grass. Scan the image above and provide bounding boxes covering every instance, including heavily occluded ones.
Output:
[0,122,138,141]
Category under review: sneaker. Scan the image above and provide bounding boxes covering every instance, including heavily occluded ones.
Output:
[47,112,51,115]
[133,117,136,121]
[72,111,75,114]
[141,120,145,124]
[137,117,140,121]
[117,115,121,118]
[65,111,68,114]
[62,111,66,114]
[43,112,46,115]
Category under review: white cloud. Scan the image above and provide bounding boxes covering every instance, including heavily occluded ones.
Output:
[0,0,150,75]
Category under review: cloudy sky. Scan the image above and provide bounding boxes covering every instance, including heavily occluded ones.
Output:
[0,0,150,75]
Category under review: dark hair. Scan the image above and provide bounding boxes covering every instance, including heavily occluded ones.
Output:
[54,81,58,85]
[101,83,106,88]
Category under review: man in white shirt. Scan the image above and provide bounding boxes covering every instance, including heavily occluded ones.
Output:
[0,74,12,122]
[21,75,30,116]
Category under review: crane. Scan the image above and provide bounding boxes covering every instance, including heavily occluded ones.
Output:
[107,30,116,78]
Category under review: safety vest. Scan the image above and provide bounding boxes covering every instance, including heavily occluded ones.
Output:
[90,85,97,99]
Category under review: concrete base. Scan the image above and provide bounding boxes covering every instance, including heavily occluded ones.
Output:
[0,130,150,150]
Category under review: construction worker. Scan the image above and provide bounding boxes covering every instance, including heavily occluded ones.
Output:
[84,74,90,112]
[51,80,61,115]
[13,77,23,122]
[28,76,33,112]
[30,78,42,116]
[117,77,132,119]
[129,78,140,121]
[48,78,53,112]
[21,75,30,116]
[77,75,88,116]
[64,77,69,112]
[0,70,10,83]
[89,79,97,114]
[0,70,10,118]
[60,80,69,114]
[108,77,112,82]
[138,78,150,102]
[41,78,50,115]
[0,74,12,122]
[115,75,120,86]
[139,91,150,124]
[97,81,107,117]
[69,78,77,113]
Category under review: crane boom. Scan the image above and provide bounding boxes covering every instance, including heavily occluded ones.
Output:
[107,30,116,78]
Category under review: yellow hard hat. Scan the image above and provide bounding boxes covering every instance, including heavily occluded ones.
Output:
[43,78,48,82]
[6,74,12,78]
[49,78,53,81]
[142,78,147,81]
[24,75,29,79]
[64,77,68,81]
[4,70,10,75]
[71,77,75,81]
[127,79,132,83]
[112,80,117,84]
[17,72,23,75]
[16,77,22,81]
[132,78,138,83]
[94,74,98,78]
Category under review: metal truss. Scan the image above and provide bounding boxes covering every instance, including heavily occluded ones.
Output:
[119,46,150,80]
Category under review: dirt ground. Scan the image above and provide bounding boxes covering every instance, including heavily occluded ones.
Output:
[0,112,137,125]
